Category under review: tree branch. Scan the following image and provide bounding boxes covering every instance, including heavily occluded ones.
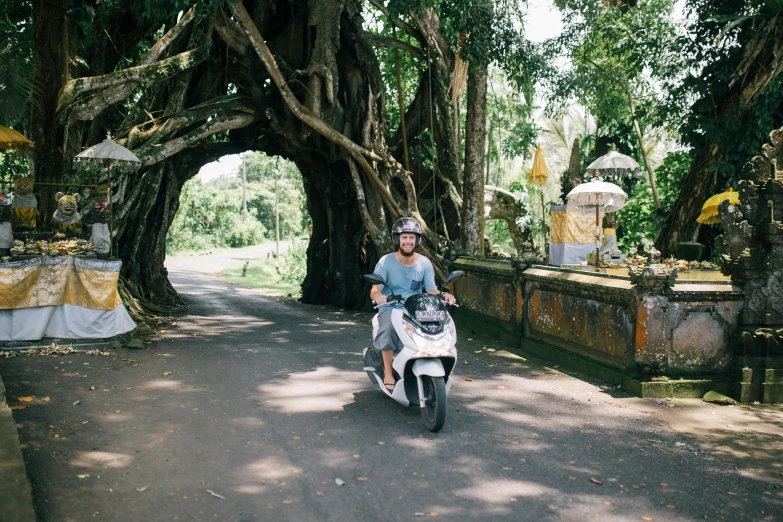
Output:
[68,6,198,122]
[229,1,404,220]
[367,0,424,45]
[367,33,423,60]
[135,111,258,166]
[58,44,211,112]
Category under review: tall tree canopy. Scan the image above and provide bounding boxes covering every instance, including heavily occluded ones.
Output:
[5,0,535,311]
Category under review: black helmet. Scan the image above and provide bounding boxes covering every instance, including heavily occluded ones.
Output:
[392,217,422,249]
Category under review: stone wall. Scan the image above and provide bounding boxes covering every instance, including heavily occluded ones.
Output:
[451,257,522,345]
[450,258,749,397]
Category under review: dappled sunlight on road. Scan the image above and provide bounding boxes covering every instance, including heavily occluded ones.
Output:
[256,366,365,413]
[71,451,134,469]
[167,314,275,339]
[234,456,301,495]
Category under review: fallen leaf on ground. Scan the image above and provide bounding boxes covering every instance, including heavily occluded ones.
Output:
[568,460,576,464]
[77,474,90,479]
[136,485,148,492]
[647,439,661,443]
[603,501,611,505]
[282,499,293,504]
[641,518,653,521]
[498,386,507,390]
[42,397,50,402]
[10,404,26,410]
[17,396,34,402]
[73,400,80,406]
[590,477,603,485]
[464,377,473,382]
[377,441,385,445]
[316,492,323,497]
[660,483,668,487]
[163,372,172,376]
[666,505,676,509]
[353,454,360,460]
[357,477,368,481]
[569,476,576,480]
[335,479,345,486]
[502,467,512,471]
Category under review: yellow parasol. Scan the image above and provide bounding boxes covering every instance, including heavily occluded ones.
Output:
[697,187,740,224]
[528,147,549,263]
[0,125,34,151]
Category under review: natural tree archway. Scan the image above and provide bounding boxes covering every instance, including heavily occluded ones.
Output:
[28,1,531,312]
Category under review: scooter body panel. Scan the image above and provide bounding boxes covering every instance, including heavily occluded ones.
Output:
[412,358,445,377]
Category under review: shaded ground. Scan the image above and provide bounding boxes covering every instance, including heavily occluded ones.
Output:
[0,255,781,521]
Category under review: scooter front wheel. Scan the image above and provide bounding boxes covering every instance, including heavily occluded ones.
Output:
[420,376,447,432]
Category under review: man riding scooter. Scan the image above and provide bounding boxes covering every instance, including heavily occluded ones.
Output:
[369,217,456,391]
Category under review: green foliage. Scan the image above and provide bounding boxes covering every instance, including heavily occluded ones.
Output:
[0,0,34,125]
[221,257,302,298]
[616,150,691,251]
[654,0,783,188]
[0,150,29,192]
[543,0,679,164]
[276,239,308,285]
[242,152,309,238]
[167,177,266,253]
[167,153,308,254]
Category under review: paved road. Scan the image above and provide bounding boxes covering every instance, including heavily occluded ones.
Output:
[1,256,781,521]
[164,241,290,276]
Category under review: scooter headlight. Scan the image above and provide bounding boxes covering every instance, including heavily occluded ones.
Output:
[412,329,453,356]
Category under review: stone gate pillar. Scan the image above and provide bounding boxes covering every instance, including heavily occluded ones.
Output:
[717,127,783,403]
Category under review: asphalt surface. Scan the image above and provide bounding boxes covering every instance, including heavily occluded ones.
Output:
[0,252,781,521]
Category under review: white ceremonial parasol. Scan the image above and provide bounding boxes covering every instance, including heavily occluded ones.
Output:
[566,175,628,264]
[74,137,141,257]
[585,145,641,180]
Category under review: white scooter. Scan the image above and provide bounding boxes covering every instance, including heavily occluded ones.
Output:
[362,271,463,432]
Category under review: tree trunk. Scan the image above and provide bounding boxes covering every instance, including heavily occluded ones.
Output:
[30,0,68,227]
[461,64,487,256]
[655,144,719,256]
[35,0,478,312]
[656,15,783,256]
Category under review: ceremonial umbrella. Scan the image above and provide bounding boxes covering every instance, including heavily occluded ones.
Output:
[0,125,33,151]
[585,144,641,179]
[696,188,740,225]
[73,138,141,256]
[566,174,628,264]
[528,147,549,263]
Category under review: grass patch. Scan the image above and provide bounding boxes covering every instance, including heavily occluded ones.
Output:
[221,258,301,298]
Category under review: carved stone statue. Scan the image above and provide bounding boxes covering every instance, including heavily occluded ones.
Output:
[11,175,37,229]
[717,126,783,402]
[52,192,82,234]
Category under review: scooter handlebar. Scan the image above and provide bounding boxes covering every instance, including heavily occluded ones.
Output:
[372,295,402,309]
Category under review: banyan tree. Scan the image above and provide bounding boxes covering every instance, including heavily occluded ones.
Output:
[27,0,533,311]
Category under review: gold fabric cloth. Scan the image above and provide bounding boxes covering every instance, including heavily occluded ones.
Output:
[550,208,603,244]
[0,257,122,310]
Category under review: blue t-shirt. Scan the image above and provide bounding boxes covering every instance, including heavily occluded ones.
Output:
[373,253,437,308]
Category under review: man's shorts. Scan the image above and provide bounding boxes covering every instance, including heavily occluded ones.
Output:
[372,309,402,351]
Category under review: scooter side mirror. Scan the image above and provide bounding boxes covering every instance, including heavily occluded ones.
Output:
[364,273,386,286]
[442,270,464,287]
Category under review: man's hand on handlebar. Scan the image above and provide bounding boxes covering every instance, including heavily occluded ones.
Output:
[373,294,388,305]
[441,291,456,305]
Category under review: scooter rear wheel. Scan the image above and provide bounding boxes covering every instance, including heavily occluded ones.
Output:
[420,376,447,432]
